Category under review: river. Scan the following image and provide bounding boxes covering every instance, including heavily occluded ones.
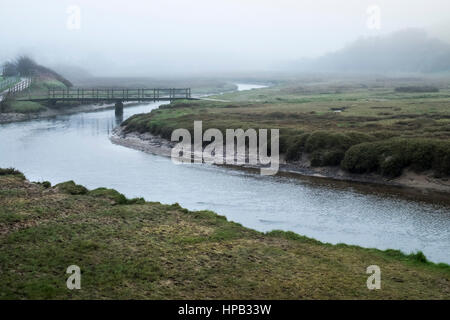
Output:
[0,84,449,263]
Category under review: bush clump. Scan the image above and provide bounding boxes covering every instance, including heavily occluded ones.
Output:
[89,188,145,205]
[341,138,450,177]
[0,168,25,179]
[285,131,374,165]
[0,168,23,176]
[310,150,346,167]
[55,181,88,195]
[409,251,428,263]
[36,181,51,188]
[42,181,51,188]
[285,133,310,161]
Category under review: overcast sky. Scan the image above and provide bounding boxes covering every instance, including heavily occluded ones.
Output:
[1,0,449,76]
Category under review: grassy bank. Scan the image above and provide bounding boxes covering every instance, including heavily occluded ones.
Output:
[121,76,450,179]
[0,170,449,299]
[1,78,70,114]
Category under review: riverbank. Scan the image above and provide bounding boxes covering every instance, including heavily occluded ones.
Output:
[0,73,241,124]
[111,126,450,197]
[1,169,449,299]
[0,101,137,124]
[116,76,450,196]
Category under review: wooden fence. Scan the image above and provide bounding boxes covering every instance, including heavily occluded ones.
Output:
[8,78,32,94]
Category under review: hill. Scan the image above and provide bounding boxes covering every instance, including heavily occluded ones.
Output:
[290,29,450,73]
[0,170,449,299]
[3,56,72,87]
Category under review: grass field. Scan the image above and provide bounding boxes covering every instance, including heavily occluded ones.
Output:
[0,170,449,299]
[122,76,450,178]
[73,77,238,95]
[1,77,69,114]
[6,101,47,113]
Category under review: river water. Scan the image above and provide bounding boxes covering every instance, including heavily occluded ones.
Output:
[0,84,449,263]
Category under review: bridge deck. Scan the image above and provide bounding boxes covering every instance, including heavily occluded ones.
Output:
[16,88,194,102]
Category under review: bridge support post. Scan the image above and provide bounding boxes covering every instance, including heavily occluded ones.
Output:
[115,100,124,116]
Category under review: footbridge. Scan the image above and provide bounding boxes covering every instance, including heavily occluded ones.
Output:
[16,88,195,114]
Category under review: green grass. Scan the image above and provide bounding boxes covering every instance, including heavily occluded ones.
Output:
[13,78,68,102]
[37,79,67,90]
[73,77,238,95]
[1,77,68,114]
[0,171,449,299]
[122,77,450,179]
[7,101,47,113]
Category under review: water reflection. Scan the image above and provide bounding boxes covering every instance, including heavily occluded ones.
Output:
[115,113,124,126]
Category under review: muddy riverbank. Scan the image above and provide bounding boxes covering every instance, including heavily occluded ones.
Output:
[111,126,450,197]
[0,102,141,124]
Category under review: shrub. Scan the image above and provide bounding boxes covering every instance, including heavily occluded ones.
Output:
[304,131,375,154]
[322,150,345,166]
[89,188,128,204]
[55,181,88,195]
[37,181,51,188]
[310,150,345,167]
[89,188,145,205]
[342,138,450,177]
[407,141,434,171]
[305,132,348,153]
[310,151,323,167]
[285,133,310,161]
[409,251,428,263]
[433,146,450,176]
[379,155,406,178]
[0,168,24,179]
[278,130,298,154]
[284,131,375,164]
[341,142,381,174]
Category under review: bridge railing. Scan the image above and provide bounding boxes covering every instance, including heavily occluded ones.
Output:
[46,88,192,101]
[8,78,32,95]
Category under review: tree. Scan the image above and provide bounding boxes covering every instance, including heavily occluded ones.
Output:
[15,56,38,76]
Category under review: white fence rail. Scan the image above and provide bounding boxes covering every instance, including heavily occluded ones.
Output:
[8,78,32,94]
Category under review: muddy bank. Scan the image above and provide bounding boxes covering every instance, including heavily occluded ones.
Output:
[110,127,450,197]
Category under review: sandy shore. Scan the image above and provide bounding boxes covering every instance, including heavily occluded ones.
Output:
[111,127,450,195]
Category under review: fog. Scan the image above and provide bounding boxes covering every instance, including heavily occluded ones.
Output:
[1,0,449,76]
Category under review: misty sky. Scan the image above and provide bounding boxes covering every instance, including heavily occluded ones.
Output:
[1,0,449,76]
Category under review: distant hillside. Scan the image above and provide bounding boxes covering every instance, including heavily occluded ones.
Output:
[428,21,450,45]
[50,65,92,83]
[290,29,450,73]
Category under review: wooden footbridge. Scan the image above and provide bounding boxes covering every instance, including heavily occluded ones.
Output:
[16,88,195,114]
